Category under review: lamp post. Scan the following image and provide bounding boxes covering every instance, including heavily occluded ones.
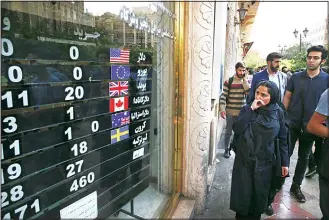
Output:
[234,3,248,26]
[293,27,309,52]
[237,3,248,22]
[278,44,287,55]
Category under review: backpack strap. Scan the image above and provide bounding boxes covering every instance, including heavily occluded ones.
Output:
[226,76,234,103]
[228,76,234,90]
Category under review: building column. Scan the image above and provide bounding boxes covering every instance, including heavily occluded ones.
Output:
[224,2,237,81]
[182,2,215,215]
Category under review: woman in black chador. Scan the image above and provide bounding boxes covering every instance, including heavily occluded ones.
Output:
[230,81,289,219]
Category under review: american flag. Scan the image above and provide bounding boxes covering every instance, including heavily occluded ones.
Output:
[109,81,129,96]
[109,48,130,63]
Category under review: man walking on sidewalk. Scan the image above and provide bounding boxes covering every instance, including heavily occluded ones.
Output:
[283,45,329,203]
[219,62,250,158]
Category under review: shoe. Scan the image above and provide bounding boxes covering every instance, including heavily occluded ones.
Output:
[305,166,317,178]
[290,183,306,203]
[224,150,230,158]
[265,204,274,216]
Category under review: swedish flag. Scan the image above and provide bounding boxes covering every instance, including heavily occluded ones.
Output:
[111,125,129,144]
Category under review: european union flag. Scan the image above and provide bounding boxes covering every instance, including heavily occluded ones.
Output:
[111,65,130,80]
[111,125,129,144]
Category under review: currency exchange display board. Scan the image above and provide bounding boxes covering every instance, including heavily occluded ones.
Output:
[1,7,153,219]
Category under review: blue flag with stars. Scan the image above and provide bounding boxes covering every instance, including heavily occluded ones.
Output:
[111,65,130,80]
[111,111,130,128]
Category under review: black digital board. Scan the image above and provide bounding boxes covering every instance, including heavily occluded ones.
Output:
[1,6,155,219]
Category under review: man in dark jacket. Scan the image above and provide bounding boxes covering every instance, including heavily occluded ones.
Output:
[307,89,329,220]
[248,52,287,104]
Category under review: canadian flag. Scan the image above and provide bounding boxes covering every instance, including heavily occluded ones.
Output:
[110,96,129,113]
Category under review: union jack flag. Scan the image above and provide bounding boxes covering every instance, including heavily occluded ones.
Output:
[121,116,130,124]
[109,81,129,97]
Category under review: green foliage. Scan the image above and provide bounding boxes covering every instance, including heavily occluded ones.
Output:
[243,50,265,69]
[282,43,309,71]
[281,43,329,71]
[280,59,294,70]
[282,42,311,60]
[244,45,310,71]
[289,51,307,71]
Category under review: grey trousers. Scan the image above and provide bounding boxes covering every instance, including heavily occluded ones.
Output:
[224,114,238,151]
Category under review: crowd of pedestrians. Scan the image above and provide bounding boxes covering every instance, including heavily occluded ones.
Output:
[219,45,329,220]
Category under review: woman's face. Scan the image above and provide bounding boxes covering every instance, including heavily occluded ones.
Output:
[255,85,271,105]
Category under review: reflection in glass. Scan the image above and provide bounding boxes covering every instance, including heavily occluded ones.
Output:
[1,1,175,219]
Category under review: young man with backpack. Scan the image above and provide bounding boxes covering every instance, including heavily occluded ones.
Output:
[219,62,250,158]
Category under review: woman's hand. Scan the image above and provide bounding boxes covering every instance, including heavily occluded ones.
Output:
[282,166,289,177]
[251,99,265,110]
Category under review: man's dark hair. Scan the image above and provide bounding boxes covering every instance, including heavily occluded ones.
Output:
[266,52,283,62]
[282,66,287,71]
[307,45,328,61]
[235,62,245,69]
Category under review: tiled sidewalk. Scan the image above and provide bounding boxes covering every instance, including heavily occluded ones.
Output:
[196,140,322,219]
[266,146,321,219]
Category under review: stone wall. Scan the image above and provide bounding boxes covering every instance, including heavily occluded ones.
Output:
[224,2,237,81]
[182,2,215,214]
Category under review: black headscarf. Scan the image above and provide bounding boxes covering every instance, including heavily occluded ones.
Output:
[253,80,281,128]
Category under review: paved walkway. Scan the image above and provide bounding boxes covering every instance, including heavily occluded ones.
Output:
[196,133,322,219]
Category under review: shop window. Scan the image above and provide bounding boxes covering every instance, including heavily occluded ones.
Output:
[1,1,176,219]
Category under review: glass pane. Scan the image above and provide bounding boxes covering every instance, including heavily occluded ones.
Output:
[1,1,175,219]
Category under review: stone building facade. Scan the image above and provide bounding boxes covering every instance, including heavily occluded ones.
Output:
[178,1,259,215]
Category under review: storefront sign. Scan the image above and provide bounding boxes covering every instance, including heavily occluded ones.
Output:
[1,7,154,219]
[119,6,174,39]
[149,2,176,19]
